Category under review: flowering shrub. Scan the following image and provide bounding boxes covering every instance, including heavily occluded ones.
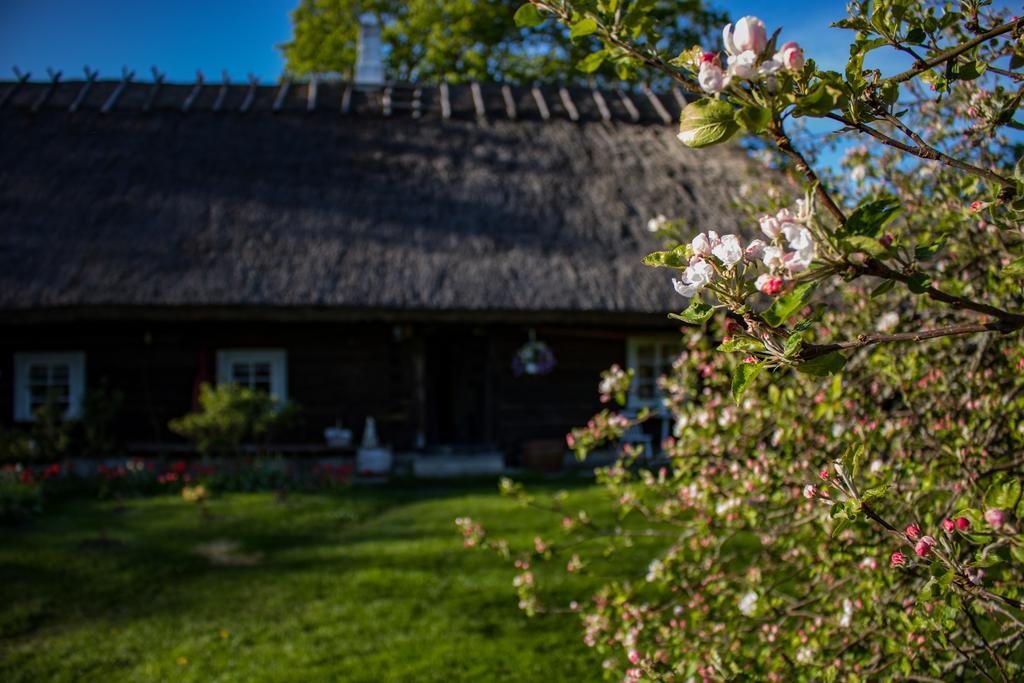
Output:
[463,2,1024,680]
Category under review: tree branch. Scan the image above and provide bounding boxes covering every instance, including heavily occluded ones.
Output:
[883,18,1024,85]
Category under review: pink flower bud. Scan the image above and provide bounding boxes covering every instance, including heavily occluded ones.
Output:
[905,523,921,540]
[985,508,1005,527]
[914,536,936,557]
[878,234,893,248]
[890,551,907,567]
[942,518,955,533]
[628,650,641,665]
[776,41,805,71]
[803,484,816,499]
[819,469,829,481]
[755,273,784,296]
[956,516,971,531]
[731,16,767,54]
[970,200,984,213]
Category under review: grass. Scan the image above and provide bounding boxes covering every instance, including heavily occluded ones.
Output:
[0,479,615,682]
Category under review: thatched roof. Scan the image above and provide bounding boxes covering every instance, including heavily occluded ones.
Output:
[0,77,753,316]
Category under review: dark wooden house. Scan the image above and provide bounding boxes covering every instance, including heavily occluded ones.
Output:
[0,74,751,462]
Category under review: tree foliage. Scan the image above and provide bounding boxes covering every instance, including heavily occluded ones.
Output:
[278,0,724,84]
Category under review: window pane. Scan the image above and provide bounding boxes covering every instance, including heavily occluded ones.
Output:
[29,364,48,385]
[232,363,252,386]
[51,364,69,384]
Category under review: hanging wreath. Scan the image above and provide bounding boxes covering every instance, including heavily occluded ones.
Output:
[512,337,557,377]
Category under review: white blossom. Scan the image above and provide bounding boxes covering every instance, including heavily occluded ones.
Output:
[744,239,765,261]
[738,590,758,616]
[672,260,714,298]
[876,311,899,332]
[646,214,668,233]
[759,214,782,239]
[782,223,814,252]
[712,234,743,267]
[762,246,785,269]
[726,50,758,80]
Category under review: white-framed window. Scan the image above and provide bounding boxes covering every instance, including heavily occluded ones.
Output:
[13,352,86,421]
[216,349,288,400]
[625,336,681,409]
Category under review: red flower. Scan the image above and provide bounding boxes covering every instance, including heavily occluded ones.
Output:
[890,551,907,567]
[905,523,921,540]
[956,516,970,531]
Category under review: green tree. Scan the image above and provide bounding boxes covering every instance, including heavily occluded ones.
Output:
[278,0,724,84]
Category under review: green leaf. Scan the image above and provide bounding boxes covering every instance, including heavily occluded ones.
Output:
[783,332,804,357]
[1004,256,1024,276]
[862,482,889,503]
[842,235,890,257]
[569,17,598,39]
[677,99,739,149]
[731,362,762,404]
[717,337,763,353]
[797,352,846,376]
[642,246,688,268]
[576,50,606,74]
[513,4,544,28]
[736,104,771,134]
[871,279,895,298]
[844,197,901,238]
[793,305,826,332]
[906,273,931,294]
[762,282,817,327]
[905,27,926,44]
[914,240,945,261]
[669,299,713,324]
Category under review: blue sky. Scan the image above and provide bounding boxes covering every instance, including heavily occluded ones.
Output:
[0,1,902,83]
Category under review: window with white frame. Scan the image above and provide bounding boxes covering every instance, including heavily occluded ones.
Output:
[216,349,288,399]
[625,337,681,409]
[13,352,86,421]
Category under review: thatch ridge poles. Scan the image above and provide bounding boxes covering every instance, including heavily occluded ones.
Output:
[591,88,612,122]
[239,73,258,113]
[307,74,319,112]
[411,86,422,119]
[340,84,353,114]
[213,70,231,112]
[672,86,687,111]
[69,66,99,113]
[0,66,31,109]
[500,85,517,120]
[101,67,134,114]
[182,71,204,112]
[558,86,579,122]
[531,86,550,120]
[142,67,165,112]
[618,89,640,123]
[31,68,62,113]
[272,77,291,112]
[439,82,451,120]
[470,81,486,122]
[643,84,671,125]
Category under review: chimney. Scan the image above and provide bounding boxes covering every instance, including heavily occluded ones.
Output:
[354,13,384,87]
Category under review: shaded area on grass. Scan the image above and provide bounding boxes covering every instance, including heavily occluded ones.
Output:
[0,477,621,682]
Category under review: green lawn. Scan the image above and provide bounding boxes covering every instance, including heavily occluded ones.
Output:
[0,479,612,682]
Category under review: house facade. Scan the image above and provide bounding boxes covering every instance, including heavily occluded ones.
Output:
[0,75,750,460]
